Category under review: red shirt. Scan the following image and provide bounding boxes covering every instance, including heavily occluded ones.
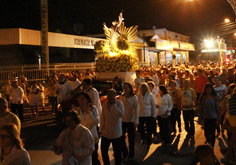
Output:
[195,75,208,93]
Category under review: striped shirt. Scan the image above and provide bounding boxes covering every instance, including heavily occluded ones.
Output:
[228,93,236,116]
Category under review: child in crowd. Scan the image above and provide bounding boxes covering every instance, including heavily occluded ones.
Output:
[38,81,45,112]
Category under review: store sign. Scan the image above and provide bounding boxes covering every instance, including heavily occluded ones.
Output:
[201,49,226,53]
[74,38,96,46]
[179,42,195,51]
[155,39,195,51]
[155,39,173,51]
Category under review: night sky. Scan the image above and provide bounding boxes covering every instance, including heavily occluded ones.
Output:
[0,0,235,47]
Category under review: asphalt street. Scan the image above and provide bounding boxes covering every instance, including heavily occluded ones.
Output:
[20,105,230,165]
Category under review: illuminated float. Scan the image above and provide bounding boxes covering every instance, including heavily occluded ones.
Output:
[94,12,143,84]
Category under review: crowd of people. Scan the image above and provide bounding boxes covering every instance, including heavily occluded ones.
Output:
[2,60,236,164]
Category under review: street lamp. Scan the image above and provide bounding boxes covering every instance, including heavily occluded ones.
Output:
[225,18,230,23]
[202,38,226,64]
[204,39,214,48]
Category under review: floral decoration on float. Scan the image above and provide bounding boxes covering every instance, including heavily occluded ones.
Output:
[94,12,143,73]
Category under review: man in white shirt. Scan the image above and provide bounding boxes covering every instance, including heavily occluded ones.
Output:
[0,98,21,133]
[83,79,102,116]
[99,89,125,165]
[84,69,94,80]
[83,78,102,165]
[9,81,24,122]
[69,73,81,90]
[150,70,159,87]
[55,74,74,124]
[55,74,74,104]
[134,70,145,95]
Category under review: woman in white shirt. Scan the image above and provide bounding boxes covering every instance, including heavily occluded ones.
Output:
[29,81,40,117]
[147,81,161,140]
[0,124,31,165]
[52,110,94,165]
[37,81,45,112]
[119,82,139,161]
[157,85,173,147]
[137,83,156,149]
[73,92,100,165]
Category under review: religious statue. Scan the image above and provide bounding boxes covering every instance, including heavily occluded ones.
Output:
[94,11,143,73]
[103,11,124,52]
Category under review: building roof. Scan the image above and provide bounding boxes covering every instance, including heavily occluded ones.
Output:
[0,28,103,49]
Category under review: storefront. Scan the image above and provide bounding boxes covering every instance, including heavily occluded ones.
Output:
[158,50,188,65]
[137,29,195,66]
[156,40,193,65]
[0,28,103,65]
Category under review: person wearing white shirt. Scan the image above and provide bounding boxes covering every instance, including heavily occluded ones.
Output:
[55,74,74,124]
[74,92,100,165]
[0,98,21,134]
[55,74,74,104]
[150,70,159,87]
[29,81,41,117]
[147,81,161,140]
[83,79,102,117]
[99,89,125,165]
[137,83,156,149]
[84,69,95,80]
[9,81,24,122]
[52,110,95,165]
[83,79,102,164]
[119,82,139,161]
[69,73,81,90]
[157,85,173,147]
[0,124,31,165]
[134,70,145,95]
[38,81,45,112]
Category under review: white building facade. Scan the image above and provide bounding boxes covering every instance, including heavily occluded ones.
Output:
[136,28,195,66]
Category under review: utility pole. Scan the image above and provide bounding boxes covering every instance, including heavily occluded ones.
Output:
[41,0,50,76]
[217,36,227,64]
[143,33,146,64]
